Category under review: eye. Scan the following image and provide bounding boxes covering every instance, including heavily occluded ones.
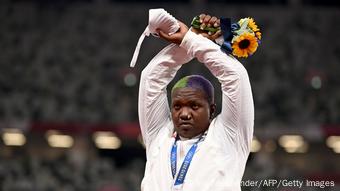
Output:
[191,104,199,110]
[173,105,181,110]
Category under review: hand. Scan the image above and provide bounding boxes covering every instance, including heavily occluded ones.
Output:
[191,14,222,41]
[158,21,189,45]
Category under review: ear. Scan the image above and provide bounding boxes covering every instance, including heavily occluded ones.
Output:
[209,103,216,119]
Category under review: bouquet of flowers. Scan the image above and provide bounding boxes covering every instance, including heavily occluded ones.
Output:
[191,16,261,58]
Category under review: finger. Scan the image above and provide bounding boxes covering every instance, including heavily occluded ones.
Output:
[214,19,220,28]
[199,14,206,23]
[158,29,171,40]
[211,30,222,39]
[203,15,211,25]
[200,23,206,30]
[178,21,188,32]
[177,21,189,38]
[200,14,211,30]
[209,16,218,27]
[208,31,215,36]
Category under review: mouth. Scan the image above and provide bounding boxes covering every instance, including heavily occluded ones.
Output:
[178,122,193,129]
[177,123,194,138]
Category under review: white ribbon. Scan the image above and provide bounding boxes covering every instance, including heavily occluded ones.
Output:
[130,27,150,67]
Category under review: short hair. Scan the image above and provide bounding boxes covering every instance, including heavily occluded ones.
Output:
[171,75,214,104]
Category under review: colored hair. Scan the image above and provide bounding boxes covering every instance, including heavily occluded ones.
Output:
[171,75,214,104]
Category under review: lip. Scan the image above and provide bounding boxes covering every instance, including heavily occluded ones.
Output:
[179,122,193,128]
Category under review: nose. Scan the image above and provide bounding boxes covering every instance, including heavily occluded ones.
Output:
[179,107,191,120]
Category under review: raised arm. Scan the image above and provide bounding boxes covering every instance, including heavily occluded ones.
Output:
[158,17,254,156]
[138,24,193,148]
[180,30,254,156]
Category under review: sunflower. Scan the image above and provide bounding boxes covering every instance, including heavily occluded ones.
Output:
[232,32,258,58]
[255,31,262,40]
[238,18,247,26]
[247,17,260,32]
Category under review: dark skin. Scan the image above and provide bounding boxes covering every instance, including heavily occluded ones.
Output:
[158,14,221,138]
[171,87,216,138]
[158,14,222,45]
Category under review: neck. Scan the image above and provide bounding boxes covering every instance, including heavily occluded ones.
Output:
[178,135,198,141]
[177,131,206,141]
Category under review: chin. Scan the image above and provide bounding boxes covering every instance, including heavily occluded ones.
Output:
[181,134,193,139]
[177,130,192,139]
[179,130,199,139]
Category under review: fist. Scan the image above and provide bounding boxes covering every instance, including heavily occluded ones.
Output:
[158,21,189,45]
[191,14,222,41]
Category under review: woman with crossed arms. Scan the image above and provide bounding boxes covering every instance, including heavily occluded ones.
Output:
[138,14,254,191]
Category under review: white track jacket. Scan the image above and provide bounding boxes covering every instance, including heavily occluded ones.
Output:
[138,30,254,191]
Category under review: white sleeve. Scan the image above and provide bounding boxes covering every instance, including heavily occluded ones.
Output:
[138,44,193,149]
[179,30,254,156]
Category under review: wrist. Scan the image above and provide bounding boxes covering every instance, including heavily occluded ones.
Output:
[179,29,196,50]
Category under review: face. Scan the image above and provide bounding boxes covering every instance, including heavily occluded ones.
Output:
[171,87,215,139]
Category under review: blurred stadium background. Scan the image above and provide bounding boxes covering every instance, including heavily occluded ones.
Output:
[0,0,340,190]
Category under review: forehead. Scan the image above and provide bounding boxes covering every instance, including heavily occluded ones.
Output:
[171,87,207,102]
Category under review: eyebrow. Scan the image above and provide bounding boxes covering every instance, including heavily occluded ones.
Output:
[172,99,206,104]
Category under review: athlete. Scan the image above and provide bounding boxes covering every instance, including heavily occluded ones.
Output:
[138,14,254,191]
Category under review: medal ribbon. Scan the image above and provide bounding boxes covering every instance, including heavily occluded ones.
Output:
[170,133,205,186]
